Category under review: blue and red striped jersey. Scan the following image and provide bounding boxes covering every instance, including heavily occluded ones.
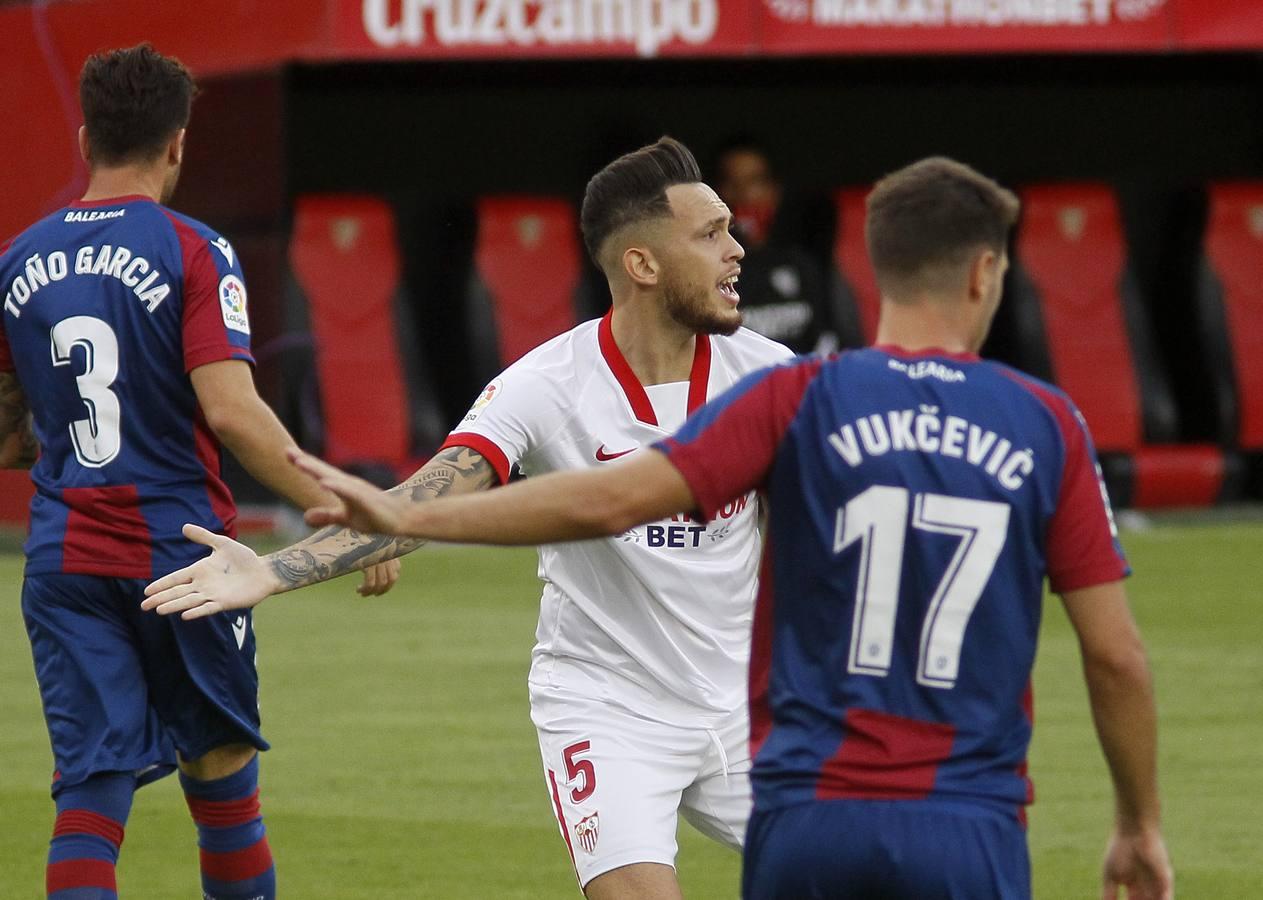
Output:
[0,195,254,579]
[657,346,1127,816]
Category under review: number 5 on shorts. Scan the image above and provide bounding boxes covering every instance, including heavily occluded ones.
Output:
[563,741,596,803]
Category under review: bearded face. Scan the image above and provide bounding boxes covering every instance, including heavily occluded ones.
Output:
[661,264,743,336]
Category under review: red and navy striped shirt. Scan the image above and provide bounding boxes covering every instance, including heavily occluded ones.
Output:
[657,346,1127,817]
[0,196,253,579]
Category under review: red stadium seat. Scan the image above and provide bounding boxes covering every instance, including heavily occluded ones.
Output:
[1196,182,1263,497]
[288,195,436,478]
[470,197,581,370]
[1014,184,1226,508]
[1200,183,1263,451]
[831,188,881,345]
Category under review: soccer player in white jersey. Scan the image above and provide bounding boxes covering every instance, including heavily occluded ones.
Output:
[146,137,792,899]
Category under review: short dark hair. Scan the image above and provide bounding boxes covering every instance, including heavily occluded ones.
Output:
[79,44,197,166]
[865,157,1020,294]
[580,136,702,266]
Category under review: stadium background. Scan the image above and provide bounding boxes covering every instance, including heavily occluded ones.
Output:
[1,1,1262,896]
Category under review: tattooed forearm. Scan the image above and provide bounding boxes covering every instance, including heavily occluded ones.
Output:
[266,445,498,590]
[269,549,333,587]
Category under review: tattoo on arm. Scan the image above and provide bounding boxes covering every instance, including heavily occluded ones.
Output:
[266,445,498,590]
[0,372,38,469]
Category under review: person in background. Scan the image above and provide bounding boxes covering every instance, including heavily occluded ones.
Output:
[712,137,841,354]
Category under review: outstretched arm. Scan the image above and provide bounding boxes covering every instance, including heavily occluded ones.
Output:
[1060,581,1173,900]
[0,371,38,469]
[266,445,498,590]
[191,359,405,597]
[143,444,498,618]
[294,446,696,545]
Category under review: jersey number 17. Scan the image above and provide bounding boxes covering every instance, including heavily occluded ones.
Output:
[834,485,1010,690]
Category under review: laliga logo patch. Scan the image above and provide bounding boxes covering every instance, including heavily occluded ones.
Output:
[462,378,502,424]
[219,274,251,335]
[574,812,600,854]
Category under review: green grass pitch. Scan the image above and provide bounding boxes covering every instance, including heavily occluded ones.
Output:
[2,523,1261,897]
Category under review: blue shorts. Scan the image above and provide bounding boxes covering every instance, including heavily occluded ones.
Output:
[22,573,268,797]
[743,797,1031,900]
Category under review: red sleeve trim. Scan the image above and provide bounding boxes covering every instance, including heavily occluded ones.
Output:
[439,432,512,485]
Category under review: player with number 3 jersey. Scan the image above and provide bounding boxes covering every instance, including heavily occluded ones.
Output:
[0,45,397,900]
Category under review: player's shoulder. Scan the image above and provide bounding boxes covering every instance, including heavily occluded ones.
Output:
[514,318,599,367]
[158,207,227,248]
[978,359,1092,443]
[497,319,599,385]
[1,205,74,257]
[713,326,796,367]
[983,360,1077,412]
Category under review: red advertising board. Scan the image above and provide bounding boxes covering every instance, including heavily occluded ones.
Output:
[1173,0,1263,50]
[756,0,1175,55]
[325,0,758,59]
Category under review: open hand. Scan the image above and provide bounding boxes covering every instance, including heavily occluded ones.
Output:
[142,524,279,620]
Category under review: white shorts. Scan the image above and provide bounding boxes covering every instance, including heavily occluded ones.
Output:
[531,687,751,889]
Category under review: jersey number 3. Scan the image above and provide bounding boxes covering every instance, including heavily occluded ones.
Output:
[835,485,1010,690]
[50,316,121,468]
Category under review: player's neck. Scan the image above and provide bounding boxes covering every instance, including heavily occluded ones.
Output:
[80,165,165,204]
[874,297,978,355]
[608,302,697,386]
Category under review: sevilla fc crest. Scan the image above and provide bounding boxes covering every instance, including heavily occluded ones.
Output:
[574,812,600,854]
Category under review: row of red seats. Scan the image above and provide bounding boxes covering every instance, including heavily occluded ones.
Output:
[838,183,1262,507]
[287,185,1263,507]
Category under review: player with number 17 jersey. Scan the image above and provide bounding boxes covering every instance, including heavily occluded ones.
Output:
[0,196,252,579]
[658,344,1129,895]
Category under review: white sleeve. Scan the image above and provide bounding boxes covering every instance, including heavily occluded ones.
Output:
[438,364,560,485]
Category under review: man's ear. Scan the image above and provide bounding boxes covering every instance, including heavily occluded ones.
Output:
[623,245,660,287]
[967,248,999,303]
[169,128,186,166]
[78,126,91,165]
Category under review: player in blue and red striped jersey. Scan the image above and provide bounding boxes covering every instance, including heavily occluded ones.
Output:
[0,45,398,900]
[190,157,1171,899]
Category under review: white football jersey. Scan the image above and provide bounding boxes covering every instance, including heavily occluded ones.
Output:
[442,313,793,726]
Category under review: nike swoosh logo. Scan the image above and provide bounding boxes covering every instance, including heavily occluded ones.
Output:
[231,615,248,650]
[595,444,636,462]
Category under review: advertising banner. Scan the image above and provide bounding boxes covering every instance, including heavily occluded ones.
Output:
[1172,0,1263,51]
[755,0,1175,55]
[330,0,759,59]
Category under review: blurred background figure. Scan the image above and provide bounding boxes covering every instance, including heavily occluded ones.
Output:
[711,137,842,354]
